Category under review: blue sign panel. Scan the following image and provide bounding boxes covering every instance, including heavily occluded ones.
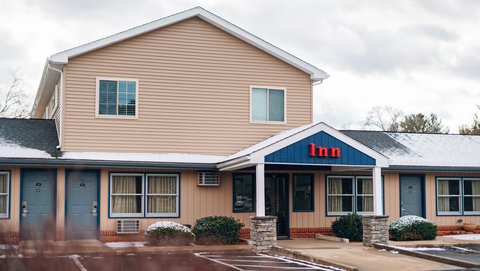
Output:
[265,131,375,166]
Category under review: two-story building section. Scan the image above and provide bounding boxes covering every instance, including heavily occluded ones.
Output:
[0,7,479,243]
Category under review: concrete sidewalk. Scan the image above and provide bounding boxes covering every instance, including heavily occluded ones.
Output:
[274,239,460,271]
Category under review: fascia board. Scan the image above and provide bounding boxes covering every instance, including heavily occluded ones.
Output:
[47,7,328,81]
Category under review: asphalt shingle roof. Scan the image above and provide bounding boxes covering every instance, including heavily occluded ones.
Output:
[0,118,60,157]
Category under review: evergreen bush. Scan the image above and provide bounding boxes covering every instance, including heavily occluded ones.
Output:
[331,213,363,241]
[193,216,244,245]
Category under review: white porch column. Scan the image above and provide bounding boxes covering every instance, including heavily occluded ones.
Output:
[255,163,265,216]
[373,166,383,215]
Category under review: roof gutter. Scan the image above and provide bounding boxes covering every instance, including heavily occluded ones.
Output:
[46,64,64,149]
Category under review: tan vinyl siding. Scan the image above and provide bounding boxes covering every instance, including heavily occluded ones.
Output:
[63,17,312,155]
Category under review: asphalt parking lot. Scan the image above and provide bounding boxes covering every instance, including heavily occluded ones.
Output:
[0,251,343,271]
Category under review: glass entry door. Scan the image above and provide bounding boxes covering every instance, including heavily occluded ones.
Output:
[265,174,289,238]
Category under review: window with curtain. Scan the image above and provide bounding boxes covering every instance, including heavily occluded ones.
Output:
[356,177,373,214]
[327,176,353,214]
[110,174,143,217]
[293,174,314,211]
[233,174,255,212]
[251,87,285,122]
[146,174,179,217]
[0,172,9,218]
[437,178,461,214]
[98,79,137,116]
[464,178,480,214]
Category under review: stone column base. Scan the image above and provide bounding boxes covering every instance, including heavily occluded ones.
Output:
[250,216,277,253]
[362,215,389,246]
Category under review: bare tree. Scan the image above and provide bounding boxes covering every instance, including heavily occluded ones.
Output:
[364,106,403,132]
[459,105,480,135]
[400,113,449,134]
[0,72,30,118]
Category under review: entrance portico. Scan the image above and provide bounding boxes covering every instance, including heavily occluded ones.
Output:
[219,122,389,240]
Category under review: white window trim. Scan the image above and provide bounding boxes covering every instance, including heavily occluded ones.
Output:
[109,173,144,217]
[145,174,180,217]
[463,178,480,215]
[327,176,354,216]
[356,176,374,215]
[95,77,139,119]
[437,177,462,215]
[249,85,287,124]
[0,172,9,218]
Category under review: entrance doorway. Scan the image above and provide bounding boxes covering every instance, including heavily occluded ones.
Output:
[66,170,99,240]
[20,169,56,240]
[265,174,289,238]
[400,175,425,217]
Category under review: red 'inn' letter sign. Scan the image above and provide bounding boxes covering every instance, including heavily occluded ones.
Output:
[309,143,341,158]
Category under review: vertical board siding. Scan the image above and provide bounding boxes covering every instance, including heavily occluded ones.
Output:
[99,169,253,232]
[63,17,312,155]
[265,131,376,165]
[56,168,65,239]
[424,172,480,226]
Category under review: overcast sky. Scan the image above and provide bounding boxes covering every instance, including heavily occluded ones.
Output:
[1,0,479,132]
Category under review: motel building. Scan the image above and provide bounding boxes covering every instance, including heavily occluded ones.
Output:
[0,7,479,244]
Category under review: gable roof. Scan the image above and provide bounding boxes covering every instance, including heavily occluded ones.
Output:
[32,7,328,117]
[0,118,60,158]
[218,122,389,170]
[49,7,328,81]
[342,130,480,169]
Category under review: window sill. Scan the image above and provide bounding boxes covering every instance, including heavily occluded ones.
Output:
[96,115,138,120]
[437,212,462,216]
[250,120,286,125]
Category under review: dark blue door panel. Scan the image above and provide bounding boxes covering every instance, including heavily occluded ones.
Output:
[21,170,56,240]
[400,176,423,217]
[66,171,98,240]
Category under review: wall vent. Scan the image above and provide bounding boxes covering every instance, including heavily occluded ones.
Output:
[198,172,220,186]
[117,220,140,234]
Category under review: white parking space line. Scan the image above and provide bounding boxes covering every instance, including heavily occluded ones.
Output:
[69,255,88,271]
[194,252,344,271]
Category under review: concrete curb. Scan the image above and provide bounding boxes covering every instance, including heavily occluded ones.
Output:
[270,245,358,271]
[374,243,480,269]
[113,243,252,255]
[315,234,349,243]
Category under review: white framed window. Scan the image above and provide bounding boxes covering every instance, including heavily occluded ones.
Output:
[250,86,286,123]
[356,177,374,214]
[96,77,138,118]
[0,172,9,218]
[327,176,354,215]
[464,178,480,215]
[110,173,144,217]
[146,174,179,217]
[437,178,461,215]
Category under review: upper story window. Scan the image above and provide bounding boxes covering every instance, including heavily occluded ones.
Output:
[250,86,285,123]
[97,78,138,117]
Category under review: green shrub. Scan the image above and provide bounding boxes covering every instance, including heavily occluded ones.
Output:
[193,216,244,245]
[331,213,363,241]
[145,221,195,246]
[389,215,437,241]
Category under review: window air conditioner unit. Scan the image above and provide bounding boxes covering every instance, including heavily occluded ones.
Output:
[117,220,140,234]
[198,172,220,186]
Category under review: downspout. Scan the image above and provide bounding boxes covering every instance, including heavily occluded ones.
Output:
[47,63,63,150]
